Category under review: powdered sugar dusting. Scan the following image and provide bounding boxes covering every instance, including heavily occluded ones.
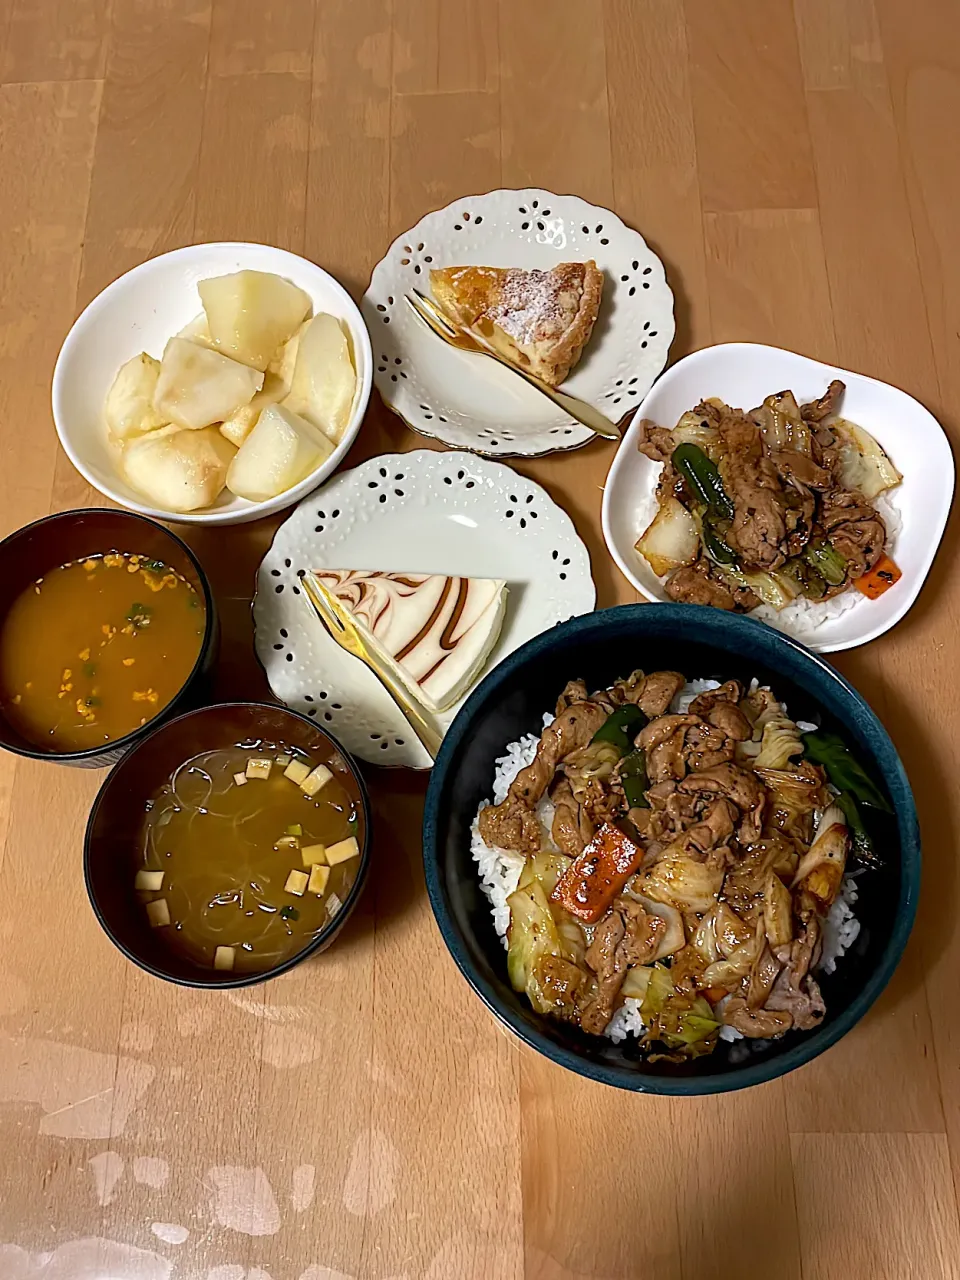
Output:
[490,268,581,346]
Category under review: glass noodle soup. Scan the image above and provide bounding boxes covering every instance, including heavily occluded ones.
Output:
[0,552,204,751]
[137,740,362,974]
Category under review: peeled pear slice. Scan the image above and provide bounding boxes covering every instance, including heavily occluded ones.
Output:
[226,404,334,503]
[219,372,288,448]
[198,270,312,372]
[282,313,356,442]
[153,336,263,430]
[122,426,236,511]
[268,320,307,387]
[176,312,215,348]
[104,353,167,440]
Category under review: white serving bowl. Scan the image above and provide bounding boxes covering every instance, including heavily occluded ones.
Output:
[602,342,954,652]
[53,243,373,526]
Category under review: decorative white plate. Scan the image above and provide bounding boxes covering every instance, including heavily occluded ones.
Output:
[254,450,596,768]
[602,342,955,652]
[361,189,675,458]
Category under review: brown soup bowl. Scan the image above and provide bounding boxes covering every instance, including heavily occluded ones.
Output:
[0,508,218,768]
[84,701,372,988]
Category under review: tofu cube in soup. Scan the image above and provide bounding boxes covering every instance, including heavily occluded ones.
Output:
[214,946,235,971]
[146,899,170,927]
[326,836,359,866]
[300,844,327,867]
[308,865,330,896]
[284,869,309,897]
[245,757,272,779]
[300,764,332,797]
[283,758,311,786]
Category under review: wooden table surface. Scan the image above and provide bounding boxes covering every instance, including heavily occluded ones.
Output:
[2,1,959,1276]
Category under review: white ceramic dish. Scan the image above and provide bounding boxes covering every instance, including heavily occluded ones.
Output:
[52,242,373,526]
[253,450,596,768]
[362,189,674,458]
[602,342,954,652]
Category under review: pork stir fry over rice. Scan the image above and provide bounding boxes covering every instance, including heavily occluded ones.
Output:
[474,672,887,1060]
[634,381,903,617]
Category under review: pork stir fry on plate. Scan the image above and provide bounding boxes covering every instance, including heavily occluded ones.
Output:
[634,382,903,615]
[476,672,889,1060]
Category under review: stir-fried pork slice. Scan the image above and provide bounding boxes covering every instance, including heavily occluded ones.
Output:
[685,798,739,853]
[818,489,887,583]
[636,670,686,718]
[550,777,593,857]
[721,996,793,1039]
[800,379,845,423]
[478,698,609,855]
[745,944,783,1009]
[766,920,825,1030]
[637,714,700,783]
[618,898,667,966]
[555,679,589,715]
[722,836,798,924]
[678,762,766,842]
[769,449,833,491]
[666,559,759,612]
[581,912,627,1034]
[715,409,790,569]
[683,721,737,771]
[689,681,752,742]
[477,800,543,855]
[636,418,677,463]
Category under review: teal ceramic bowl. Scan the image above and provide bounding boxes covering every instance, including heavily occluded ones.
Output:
[423,604,919,1094]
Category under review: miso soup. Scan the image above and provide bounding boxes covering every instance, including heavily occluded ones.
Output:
[0,552,204,751]
[136,739,363,974]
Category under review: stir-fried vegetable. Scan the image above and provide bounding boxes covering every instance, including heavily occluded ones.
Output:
[701,515,738,566]
[715,563,798,610]
[551,822,645,923]
[763,872,794,947]
[634,495,700,577]
[637,842,725,913]
[791,804,850,909]
[835,790,880,867]
[506,878,564,1013]
[832,418,902,500]
[801,731,891,811]
[855,553,901,600]
[619,748,649,807]
[781,556,827,600]
[672,443,735,520]
[672,411,719,454]
[753,712,804,769]
[803,540,847,587]
[754,389,813,456]
[635,895,686,960]
[591,704,648,753]
[641,964,719,1055]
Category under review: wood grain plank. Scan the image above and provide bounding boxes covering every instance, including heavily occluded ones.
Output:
[77,0,211,308]
[0,80,101,534]
[792,1133,960,1279]
[604,0,712,355]
[684,0,817,212]
[306,0,391,299]
[703,208,837,358]
[871,0,960,1209]
[195,72,310,252]
[805,86,938,403]
[209,0,315,76]
[390,89,500,235]
[499,0,612,207]
[673,1088,802,1280]
[1,0,110,83]
[794,0,885,93]
[393,0,498,94]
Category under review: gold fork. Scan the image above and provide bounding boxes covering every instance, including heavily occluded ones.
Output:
[301,572,444,762]
[404,288,623,442]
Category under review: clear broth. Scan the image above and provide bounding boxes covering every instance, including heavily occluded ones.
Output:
[137,740,362,974]
[0,552,204,751]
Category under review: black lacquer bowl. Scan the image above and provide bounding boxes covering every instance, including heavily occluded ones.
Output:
[423,604,919,1094]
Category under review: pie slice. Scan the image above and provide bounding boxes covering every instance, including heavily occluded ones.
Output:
[311,570,508,712]
[428,261,604,387]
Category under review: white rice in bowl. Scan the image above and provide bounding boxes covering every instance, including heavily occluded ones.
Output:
[470,682,863,1045]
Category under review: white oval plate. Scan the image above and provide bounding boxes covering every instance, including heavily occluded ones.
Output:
[602,342,954,652]
[361,189,675,458]
[53,242,373,526]
[254,450,596,768]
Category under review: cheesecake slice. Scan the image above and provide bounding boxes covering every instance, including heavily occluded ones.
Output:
[429,261,603,387]
[311,570,508,712]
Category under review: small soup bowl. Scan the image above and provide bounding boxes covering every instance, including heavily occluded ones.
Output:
[0,508,218,768]
[84,701,372,988]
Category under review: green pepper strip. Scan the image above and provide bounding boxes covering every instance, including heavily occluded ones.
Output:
[701,518,738,566]
[803,540,847,587]
[836,790,880,866]
[672,443,735,521]
[620,749,650,808]
[591,704,648,754]
[802,730,892,812]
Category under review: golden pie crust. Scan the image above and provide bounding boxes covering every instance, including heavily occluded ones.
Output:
[429,260,604,386]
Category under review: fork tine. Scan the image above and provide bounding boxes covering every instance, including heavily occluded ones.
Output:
[302,573,346,633]
[411,288,456,331]
[405,290,457,338]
